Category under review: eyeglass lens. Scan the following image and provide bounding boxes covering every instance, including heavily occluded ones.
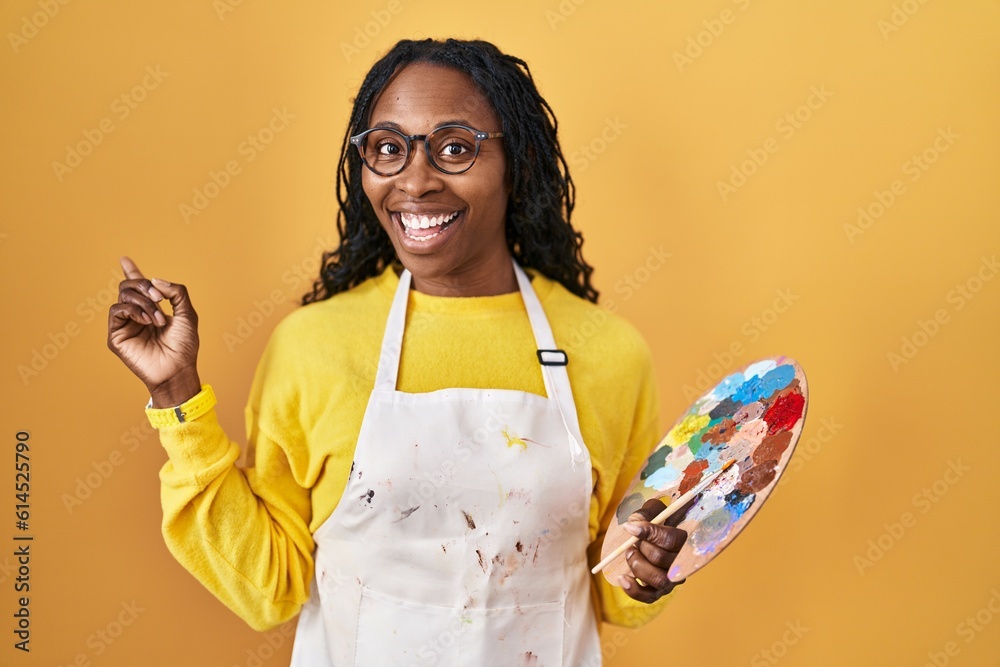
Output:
[359,126,479,175]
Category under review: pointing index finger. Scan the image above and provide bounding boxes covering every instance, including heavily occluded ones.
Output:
[120,256,146,281]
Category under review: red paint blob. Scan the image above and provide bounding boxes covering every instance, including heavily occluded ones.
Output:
[678,459,709,494]
[762,391,805,436]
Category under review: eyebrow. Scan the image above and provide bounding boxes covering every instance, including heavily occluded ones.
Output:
[369,118,477,133]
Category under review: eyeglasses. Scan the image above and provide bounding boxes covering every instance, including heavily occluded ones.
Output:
[349,124,504,176]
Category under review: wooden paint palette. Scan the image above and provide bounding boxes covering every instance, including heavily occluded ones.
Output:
[600,356,808,584]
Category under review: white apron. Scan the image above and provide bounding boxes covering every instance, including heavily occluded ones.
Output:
[290,262,601,666]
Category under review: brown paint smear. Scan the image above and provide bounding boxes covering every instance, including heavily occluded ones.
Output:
[736,461,777,494]
[701,417,736,445]
[767,378,801,404]
[753,431,792,465]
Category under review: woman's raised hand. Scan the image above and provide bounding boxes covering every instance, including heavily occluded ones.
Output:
[107,256,202,407]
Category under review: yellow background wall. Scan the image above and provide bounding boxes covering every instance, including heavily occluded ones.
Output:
[2,1,998,665]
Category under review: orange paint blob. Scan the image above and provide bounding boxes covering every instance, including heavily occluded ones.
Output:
[678,458,709,494]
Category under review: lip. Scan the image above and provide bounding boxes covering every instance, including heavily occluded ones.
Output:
[391,206,464,215]
[389,209,464,250]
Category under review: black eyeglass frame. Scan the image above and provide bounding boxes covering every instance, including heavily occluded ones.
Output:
[349,124,505,176]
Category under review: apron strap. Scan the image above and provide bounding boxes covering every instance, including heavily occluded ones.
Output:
[373,268,412,391]
[374,261,586,461]
[512,263,586,462]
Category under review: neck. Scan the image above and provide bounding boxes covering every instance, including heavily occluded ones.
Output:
[407,252,518,297]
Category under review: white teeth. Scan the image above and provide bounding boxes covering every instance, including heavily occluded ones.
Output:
[407,230,442,242]
[399,211,459,230]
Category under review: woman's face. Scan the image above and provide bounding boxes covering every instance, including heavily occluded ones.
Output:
[361,62,513,297]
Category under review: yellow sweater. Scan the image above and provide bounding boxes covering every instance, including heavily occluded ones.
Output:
[157,267,671,631]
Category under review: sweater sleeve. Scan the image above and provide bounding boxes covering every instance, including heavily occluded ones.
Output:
[158,328,315,631]
[587,333,677,628]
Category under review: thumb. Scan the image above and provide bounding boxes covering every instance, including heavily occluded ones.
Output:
[150,277,198,321]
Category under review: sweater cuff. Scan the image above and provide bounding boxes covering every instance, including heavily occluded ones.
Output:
[155,405,236,482]
[145,384,217,429]
[599,574,676,628]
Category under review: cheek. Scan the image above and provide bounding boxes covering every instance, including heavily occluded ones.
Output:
[360,171,380,208]
[476,162,510,209]
[359,174,392,235]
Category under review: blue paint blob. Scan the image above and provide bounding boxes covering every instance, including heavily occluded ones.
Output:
[759,364,796,401]
[731,375,767,404]
[645,465,682,491]
[724,489,755,517]
[762,363,795,388]
[711,372,745,399]
[731,364,795,404]
[743,359,777,379]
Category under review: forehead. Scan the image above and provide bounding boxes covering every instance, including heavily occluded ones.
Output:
[367,62,500,132]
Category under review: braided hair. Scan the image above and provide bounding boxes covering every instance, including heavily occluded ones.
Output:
[302,38,599,305]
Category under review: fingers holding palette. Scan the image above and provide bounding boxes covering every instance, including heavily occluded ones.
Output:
[599,356,808,585]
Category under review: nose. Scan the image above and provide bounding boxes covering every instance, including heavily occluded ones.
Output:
[394,141,445,197]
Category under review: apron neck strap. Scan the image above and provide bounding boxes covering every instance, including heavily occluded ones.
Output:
[376,262,562,388]
[373,262,585,459]
[511,262,564,399]
[373,267,412,391]
[512,263,586,460]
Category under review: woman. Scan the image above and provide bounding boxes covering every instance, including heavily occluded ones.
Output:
[109,38,687,666]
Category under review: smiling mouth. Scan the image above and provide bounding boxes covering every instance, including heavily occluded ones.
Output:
[395,210,462,241]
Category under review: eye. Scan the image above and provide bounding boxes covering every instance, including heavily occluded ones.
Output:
[375,140,402,156]
[442,142,470,156]
[432,129,476,162]
[364,129,407,161]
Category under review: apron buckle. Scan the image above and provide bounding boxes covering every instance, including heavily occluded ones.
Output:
[536,349,568,366]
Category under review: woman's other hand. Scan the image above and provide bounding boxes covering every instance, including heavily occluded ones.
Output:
[618,497,689,603]
[107,256,202,407]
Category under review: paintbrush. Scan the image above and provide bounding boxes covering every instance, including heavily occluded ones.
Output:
[591,458,737,575]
